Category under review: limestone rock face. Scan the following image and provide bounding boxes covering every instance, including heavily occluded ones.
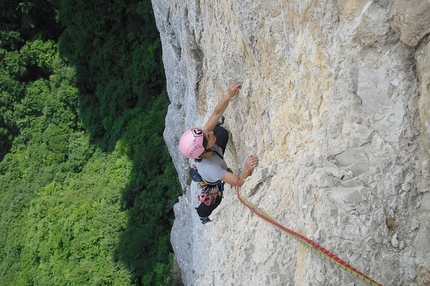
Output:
[152,0,430,285]
[390,0,430,48]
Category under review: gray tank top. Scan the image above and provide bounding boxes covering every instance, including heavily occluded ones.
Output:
[196,144,227,183]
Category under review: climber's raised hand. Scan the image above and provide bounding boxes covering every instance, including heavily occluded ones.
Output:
[227,81,242,99]
[244,155,259,175]
[203,81,242,131]
[221,155,259,187]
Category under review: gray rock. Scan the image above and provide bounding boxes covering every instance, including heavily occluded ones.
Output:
[152,0,430,285]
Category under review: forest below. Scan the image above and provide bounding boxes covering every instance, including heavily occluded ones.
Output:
[0,0,181,285]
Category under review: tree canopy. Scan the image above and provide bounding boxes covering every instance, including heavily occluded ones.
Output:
[0,0,181,285]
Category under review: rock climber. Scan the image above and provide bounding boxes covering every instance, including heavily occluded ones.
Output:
[179,81,259,224]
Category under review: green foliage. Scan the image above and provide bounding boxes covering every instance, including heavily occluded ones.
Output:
[15,151,134,285]
[67,131,94,172]
[0,0,62,45]
[1,0,182,285]
[14,79,49,130]
[112,96,181,285]
[0,30,23,50]
[0,31,61,157]
[58,0,165,140]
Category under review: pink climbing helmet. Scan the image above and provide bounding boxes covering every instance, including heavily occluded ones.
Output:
[179,128,205,159]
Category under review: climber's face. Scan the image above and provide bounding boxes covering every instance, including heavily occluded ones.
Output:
[203,130,216,149]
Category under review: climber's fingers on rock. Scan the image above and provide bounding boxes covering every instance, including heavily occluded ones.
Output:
[247,155,259,168]
[229,81,242,93]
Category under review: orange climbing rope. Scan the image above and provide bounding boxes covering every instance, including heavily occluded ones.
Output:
[235,185,381,286]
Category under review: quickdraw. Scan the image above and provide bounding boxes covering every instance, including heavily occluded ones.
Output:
[235,185,381,286]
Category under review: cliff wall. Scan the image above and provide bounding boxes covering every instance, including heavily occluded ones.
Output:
[152,0,430,285]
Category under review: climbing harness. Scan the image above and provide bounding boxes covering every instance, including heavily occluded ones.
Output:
[191,165,225,206]
[235,184,381,286]
[197,180,224,206]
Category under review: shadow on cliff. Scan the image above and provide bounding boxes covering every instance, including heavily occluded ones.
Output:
[58,0,181,284]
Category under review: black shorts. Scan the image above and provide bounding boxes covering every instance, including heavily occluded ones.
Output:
[196,195,222,218]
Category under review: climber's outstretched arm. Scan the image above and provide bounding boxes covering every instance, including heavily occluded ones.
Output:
[203,81,242,132]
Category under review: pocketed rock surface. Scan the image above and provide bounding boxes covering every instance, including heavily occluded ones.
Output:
[152,0,430,285]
